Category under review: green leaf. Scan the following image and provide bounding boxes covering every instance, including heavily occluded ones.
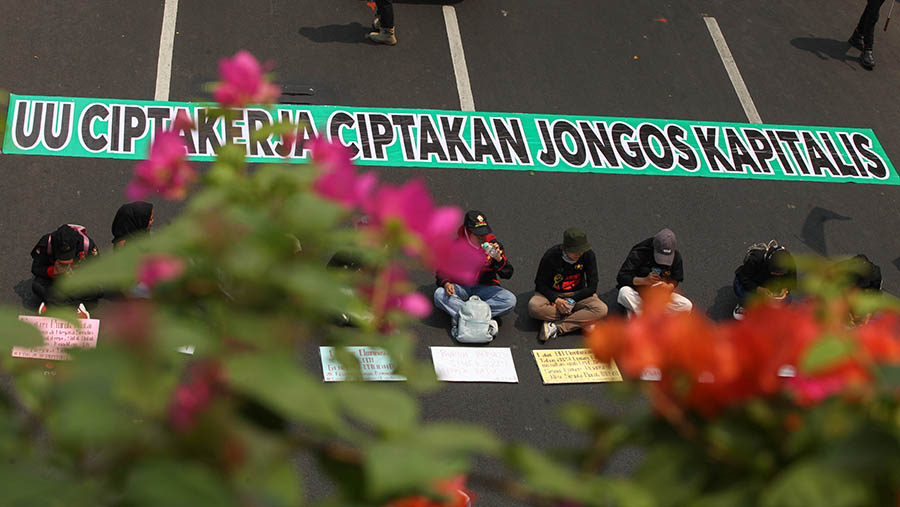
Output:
[0,463,94,507]
[559,401,599,431]
[877,365,900,389]
[760,461,872,507]
[334,383,418,434]
[0,308,44,348]
[801,335,856,374]
[364,441,466,499]
[635,444,705,507]
[237,460,303,507]
[125,460,234,507]
[411,422,502,456]
[225,354,344,434]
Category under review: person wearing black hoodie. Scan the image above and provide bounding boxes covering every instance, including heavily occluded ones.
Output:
[732,241,797,319]
[30,224,100,317]
[111,201,154,249]
[529,228,607,342]
[433,210,516,327]
[616,228,692,316]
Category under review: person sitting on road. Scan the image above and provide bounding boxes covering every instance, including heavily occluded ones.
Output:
[31,224,100,318]
[111,201,154,250]
[433,210,516,330]
[732,240,797,320]
[839,253,882,325]
[616,228,692,316]
[529,227,608,342]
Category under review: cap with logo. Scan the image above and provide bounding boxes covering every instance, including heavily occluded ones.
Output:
[464,210,492,235]
[652,228,676,266]
[563,227,591,255]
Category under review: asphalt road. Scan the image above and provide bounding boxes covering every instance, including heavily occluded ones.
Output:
[2,0,900,504]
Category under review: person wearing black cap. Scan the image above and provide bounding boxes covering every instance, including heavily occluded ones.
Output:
[111,201,154,249]
[616,228,692,316]
[529,228,607,342]
[732,240,797,320]
[433,210,516,327]
[30,224,100,317]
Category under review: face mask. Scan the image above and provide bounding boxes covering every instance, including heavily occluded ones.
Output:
[562,251,577,264]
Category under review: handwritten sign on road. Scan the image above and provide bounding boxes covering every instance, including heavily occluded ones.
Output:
[12,316,100,361]
[430,346,518,383]
[320,346,406,382]
[532,348,622,384]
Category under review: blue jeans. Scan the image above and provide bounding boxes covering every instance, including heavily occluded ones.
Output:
[433,284,517,323]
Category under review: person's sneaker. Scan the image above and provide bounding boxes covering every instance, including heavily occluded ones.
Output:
[848,31,864,50]
[372,16,381,31]
[538,321,559,342]
[38,302,47,315]
[366,27,397,45]
[75,303,90,319]
[732,304,746,320]
[861,48,875,69]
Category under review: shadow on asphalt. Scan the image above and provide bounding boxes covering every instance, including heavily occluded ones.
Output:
[706,284,738,322]
[13,279,37,311]
[298,22,369,44]
[801,206,852,256]
[790,37,859,64]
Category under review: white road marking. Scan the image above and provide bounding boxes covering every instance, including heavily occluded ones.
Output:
[442,5,475,111]
[704,16,762,124]
[154,0,179,101]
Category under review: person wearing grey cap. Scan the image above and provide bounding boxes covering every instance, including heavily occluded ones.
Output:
[615,228,692,316]
[529,228,607,342]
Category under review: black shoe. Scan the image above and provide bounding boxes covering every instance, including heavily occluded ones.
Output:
[861,48,875,70]
[848,31,864,50]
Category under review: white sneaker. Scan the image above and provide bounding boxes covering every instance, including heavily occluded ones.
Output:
[732,304,745,320]
[38,302,47,315]
[488,319,499,337]
[75,303,90,319]
[539,321,559,342]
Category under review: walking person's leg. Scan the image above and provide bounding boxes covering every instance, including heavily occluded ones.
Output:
[858,0,886,68]
[368,0,397,45]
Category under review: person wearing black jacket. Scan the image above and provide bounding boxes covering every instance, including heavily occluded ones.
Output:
[529,228,607,342]
[112,201,154,249]
[732,241,797,319]
[616,228,692,316]
[433,210,516,327]
[30,224,100,317]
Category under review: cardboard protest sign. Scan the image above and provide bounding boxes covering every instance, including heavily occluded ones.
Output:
[320,346,406,382]
[532,348,622,384]
[12,316,100,361]
[430,346,518,383]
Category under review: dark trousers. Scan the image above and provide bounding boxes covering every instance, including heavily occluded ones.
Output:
[376,0,394,28]
[856,0,887,48]
[32,276,98,306]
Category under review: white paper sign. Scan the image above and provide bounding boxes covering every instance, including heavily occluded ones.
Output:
[12,316,100,360]
[320,346,406,382]
[430,346,518,383]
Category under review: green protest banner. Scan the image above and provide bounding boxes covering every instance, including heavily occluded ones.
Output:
[3,94,896,184]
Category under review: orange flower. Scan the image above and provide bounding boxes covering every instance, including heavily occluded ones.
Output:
[385,476,474,507]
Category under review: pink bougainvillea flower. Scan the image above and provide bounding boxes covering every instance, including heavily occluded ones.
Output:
[169,362,223,432]
[127,131,196,200]
[172,109,195,131]
[137,253,186,289]
[213,50,281,107]
[310,136,376,208]
[362,264,432,319]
